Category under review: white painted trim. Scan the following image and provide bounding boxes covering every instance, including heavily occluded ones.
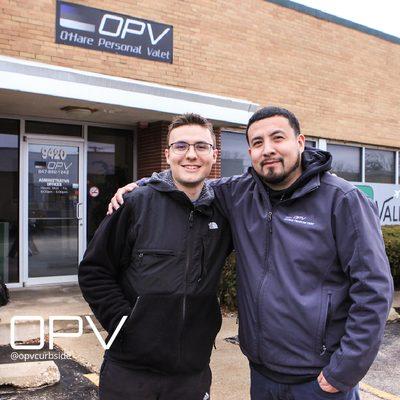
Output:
[20,121,28,285]
[24,275,78,286]
[361,147,366,183]
[0,55,258,125]
[77,139,85,264]
[318,139,327,151]
[82,125,88,256]
[0,113,134,130]
[14,119,24,286]
[21,135,84,285]
[6,283,23,289]
[23,134,84,143]
[0,55,250,102]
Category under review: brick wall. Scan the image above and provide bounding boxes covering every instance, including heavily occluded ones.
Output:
[136,121,168,179]
[137,121,221,178]
[210,128,221,179]
[1,0,400,147]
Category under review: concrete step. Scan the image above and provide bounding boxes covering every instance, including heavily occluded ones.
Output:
[388,307,400,323]
[0,361,60,390]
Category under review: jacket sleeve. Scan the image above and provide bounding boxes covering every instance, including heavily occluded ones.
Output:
[210,176,245,219]
[323,188,394,391]
[78,200,135,334]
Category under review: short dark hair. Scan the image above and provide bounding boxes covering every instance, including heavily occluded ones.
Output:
[245,106,301,143]
[167,113,216,146]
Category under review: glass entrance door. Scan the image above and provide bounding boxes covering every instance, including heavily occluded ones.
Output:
[23,137,84,284]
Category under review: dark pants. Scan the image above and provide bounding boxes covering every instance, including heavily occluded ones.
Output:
[250,367,361,400]
[99,358,212,400]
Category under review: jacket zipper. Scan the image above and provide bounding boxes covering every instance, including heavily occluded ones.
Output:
[130,296,141,319]
[182,210,194,321]
[137,250,176,256]
[136,250,175,270]
[320,293,332,355]
[138,252,144,266]
[267,211,273,233]
[255,184,321,361]
[178,210,194,369]
[256,210,273,360]
[121,296,141,349]
[199,239,206,283]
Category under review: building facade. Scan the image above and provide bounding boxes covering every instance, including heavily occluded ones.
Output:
[0,0,399,287]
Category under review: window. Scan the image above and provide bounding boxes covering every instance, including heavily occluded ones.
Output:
[327,144,361,182]
[305,140,317,148]
[87,126,134,241]
[26,121,82,137]
[365,148,396,184]
[0,119,19,283]
[221,131,251,177]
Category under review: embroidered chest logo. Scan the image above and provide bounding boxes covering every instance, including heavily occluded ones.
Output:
[208,222,218,230]
[284,215,315,226]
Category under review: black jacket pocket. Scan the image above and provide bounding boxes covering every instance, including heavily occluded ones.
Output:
[127,250,182,294]
[115,294,183,373]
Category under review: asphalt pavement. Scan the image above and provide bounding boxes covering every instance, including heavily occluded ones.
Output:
[0,344,98,400]
[362,320,400,396]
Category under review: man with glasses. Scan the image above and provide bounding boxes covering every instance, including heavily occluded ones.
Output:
[79,113,232,400]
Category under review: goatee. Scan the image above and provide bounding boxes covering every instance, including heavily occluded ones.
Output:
[261,151,301,186]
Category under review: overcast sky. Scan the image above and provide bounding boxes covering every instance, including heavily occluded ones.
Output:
[289,0,400,38]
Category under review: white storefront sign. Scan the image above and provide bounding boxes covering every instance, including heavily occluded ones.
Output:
[356,183,400,225]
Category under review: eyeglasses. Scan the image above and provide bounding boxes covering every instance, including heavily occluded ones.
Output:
[169,141,214,155]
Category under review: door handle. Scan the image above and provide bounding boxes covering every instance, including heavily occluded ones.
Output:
[76,202,83,220]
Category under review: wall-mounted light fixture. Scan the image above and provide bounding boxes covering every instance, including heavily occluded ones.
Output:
[60,106,98,115]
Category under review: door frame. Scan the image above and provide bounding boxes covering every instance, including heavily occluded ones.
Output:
[20,133,85,286]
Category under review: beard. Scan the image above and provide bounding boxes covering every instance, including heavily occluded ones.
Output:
[260,151,301,186]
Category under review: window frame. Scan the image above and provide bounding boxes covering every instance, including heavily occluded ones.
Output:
[327,140,399,184]
[326,142,362,182]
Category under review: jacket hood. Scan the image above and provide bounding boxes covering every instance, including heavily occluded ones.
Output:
[280,146,332,198]
[297,147,332,185]
[147,169,215,207]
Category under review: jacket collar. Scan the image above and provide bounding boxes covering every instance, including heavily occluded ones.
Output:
[286,174,321,202]
[147,169,215,212]
[249,167,321,205]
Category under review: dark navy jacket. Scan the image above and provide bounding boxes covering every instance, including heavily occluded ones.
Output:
[212,149,393,392]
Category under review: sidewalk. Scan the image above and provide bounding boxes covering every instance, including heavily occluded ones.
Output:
[0,284,398,400]
[0,284,91,346]
[393,290,400,308]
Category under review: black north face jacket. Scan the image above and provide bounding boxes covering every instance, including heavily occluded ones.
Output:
[78,173,232,374]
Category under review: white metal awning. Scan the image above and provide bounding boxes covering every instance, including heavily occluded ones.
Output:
[0,55,258,126]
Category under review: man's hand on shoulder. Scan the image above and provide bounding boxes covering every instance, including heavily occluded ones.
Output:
[107,183,138,215]
[317,372,339,393]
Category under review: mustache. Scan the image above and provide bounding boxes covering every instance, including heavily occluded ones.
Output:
[260,157,283,167]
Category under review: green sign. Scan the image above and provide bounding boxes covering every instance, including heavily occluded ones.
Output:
[356,185,374,201]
